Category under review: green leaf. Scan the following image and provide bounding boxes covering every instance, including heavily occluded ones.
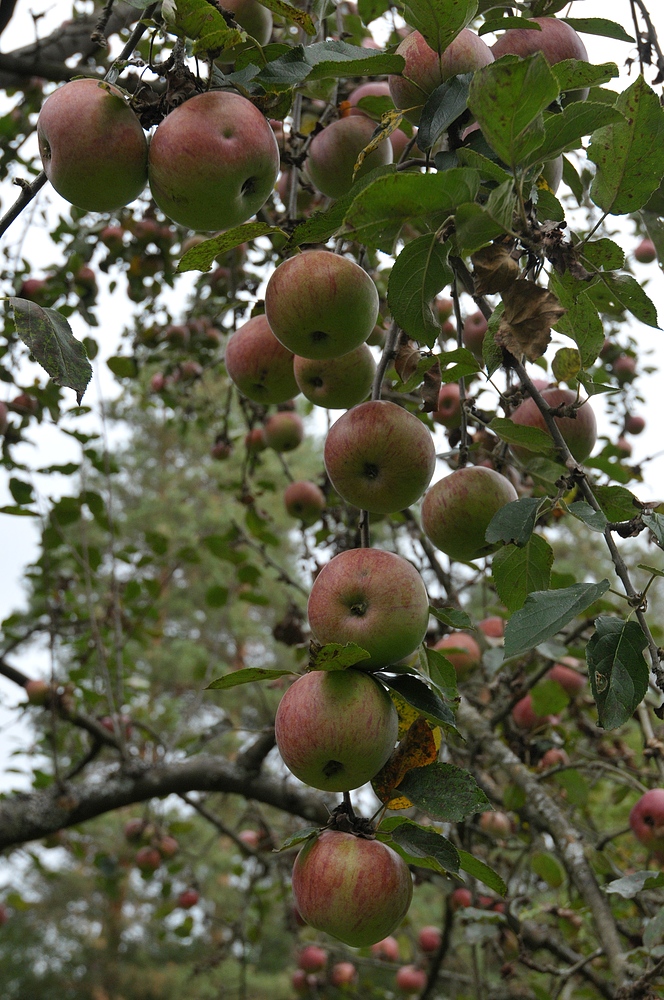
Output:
[9,478,34,506]
[479,16,541,36]
[163,0,245,54]
[483,302,504,377]
[488,416,557,456]
[530,851,564,888]
[422,645,459,703]
[381,673,457,730]
[343,169,480,252]
[439,347,481,382]
[456,147,511,184]
[417,75,471,151]
[581,238,625,271]
[562,18,634,43]
[605,871,664,898]
[387,234,453,347]
[358,0,391,22]
[9,298,92,404]
[551,347,581,382]
[276,827,319,852]
[550,59,619,93]
[643,513,664,549]
[485,497,541,547]
[396,355,440,394]
[309,642,371,670]
[457,850,506,896]
[594,485,641,521]
[566,501,608,532]
[454,202,505,254]
[383,818,460,873]
[589,76,664,215]
[0,505,38,516]
[178,223,285,272]
[492,534,553,614]
[257,0,316,34]
[255,41,404,90]
[526,102,623,167]
[468,53,560,168]
[107,356,138,379]
[554,768,588,807]
[550,273,604,368]
[531,678,569,716]
[598,274,659,329]
[205,585,229,608]
[428,606,473,630]
[397,761,490,822]
[207,667,296,689]
[587,617,649,730]
[401,0,478,56]
[504,579,610,659]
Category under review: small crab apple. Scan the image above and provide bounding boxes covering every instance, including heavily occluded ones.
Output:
[395,965,428,993]
[305,116,393,199]
[449,887,472,911]
[613,355,637,383]
[418,926,442,953]
[157,835,179,858]
[634,238,657,264]
[479,811,511,838]
[284,480,326,526]
[297,945,328,972]
[225,314,299,405]
[291,969,313,994]
[293,344,376,409]
[135,846,161,872]
[433,382,461,429]
[292,830,413,947]
[211,438,233,460]
[263,412,304,452]
[629,789,664,849]
[371,936,400,961]
[124,818,146,842]
[625,414,646,435]
[434,633,481,678]
[177,889,199,909]
[331,962,358,986]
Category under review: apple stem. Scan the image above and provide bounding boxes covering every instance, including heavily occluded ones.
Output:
[359,510,370,547]
[342,790,356,820]
[450,275,469,469]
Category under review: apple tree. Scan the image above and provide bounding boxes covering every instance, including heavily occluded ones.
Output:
[2,0,664,997]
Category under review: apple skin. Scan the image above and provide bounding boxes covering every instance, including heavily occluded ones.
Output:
[177,889,199,909]
[25,679,51,705]
[307,548,430,670]
[324,400,436,514]
[238,828,260,849]
[148,91,280,232]
[547,662,585,695]
[613,355,637,383]
[284,480,326,526]
[395,965,428,993]
[478,616,504,638]
[135,846,161,872]
[158,835,179,858]
[37,79,148,212]
[625,414,646,435]
[306,116,393,199]
[634,238,657,264]
[509,388,597,463]
[479,810,511,838]
[293,344,376,409]
[331,962,358,986]
[245,427,267,454]
[449,887,472,911]
[433,633,481,678]
[491,17,589,101]
[433,383,461,429]
[292,830,413,947]
[347,80,392,115]
[538,747,569,770]
[265,251,379,360]
[371,936,400,961]
[511,693,557,730]
[297,944,328,972]
[462,311,488,358]
[629,789,664,849]
[421,466,518,562]
[418,925,441,953]
[225,315,298,405]
[263,412,304,452]
[389,29,494,124]
[274,668,398,791]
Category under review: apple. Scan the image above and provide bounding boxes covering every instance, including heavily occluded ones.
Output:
[100,225,125,253]
[511,693,556,731]
[478,616,504,638]
[613,355,637,383]
[418,925,441,953]
[462,311,488,358]
[479,810,511,838]
[371,936,400,961]
[292,830,413,946]
[124,818,146,842]
[274,668,398,791]
[291,969,312,994]
[634,238,657,264]
[331,962,357,986]
[625,414,645,435]
[19,278,48,301]
[25,679,50,705]
[263,412,304,452]
[395,965,427,993]
[433,383,461,429]
[135,846,161,872]
[491,17,589,101]
[538,747,569,770]
[540,155,564,195]
[509,388,597,463]
[177,888,199,909]
[150,373,166,393]
[37,79,148,212]
[389,29,494,124]
[211,439,233,460]
[158,835,179,858]
[433,633,481,678]
[324,400,436,514]
[148,91,280,231]
[421,466,518,562]
[449,887,472,911]
[245,427,267,454]
[297,944,328,972]
[305,116,393,199]
[11,393,38,415]
[221,0,272,44]
[293,344,376,409]
[437,298,454,322]
[238,828,260,849]
[629,789,664,848]
[307,548,430,669]
[225,314,299,404]
[347,80,392,115]
[265,250,379,360]
[547,662,585,695]
[284,480,326,526]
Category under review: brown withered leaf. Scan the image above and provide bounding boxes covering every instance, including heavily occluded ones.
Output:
[496,280,566,362]
[394,331,422,384]
[421,357,442,412]
[353,109,404,180]
[372,716,440,809]
[472,241,520,295]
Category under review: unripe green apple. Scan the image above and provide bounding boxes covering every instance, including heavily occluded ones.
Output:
[293,344,376,409]
[274,668,398,791]
[306,116,393,199]
[37,79,148,212]
[307,547,430,670]
[225,314,299,404]
[148,91,280,232]
[292,830,413,946]
[324,400,435,514]
[509,388,597,462]
[421,466,518,562]
[265,251,379,360]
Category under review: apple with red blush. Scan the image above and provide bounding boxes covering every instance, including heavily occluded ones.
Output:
[434,633,481,678]
[418,925,442,953]
[478,616,504,638]
[135,846,162,872]
[450,887,472,911]
[547,662,585,696]
[479,810,511,838]
[395,965,427,993]
[511,693,556,731]
[462,311,488,359]
[225,314,298,405]
[634,238,657,264]
[433,382,461,429]
[491,17,589,101]
[305,116,393,199]
[263,412,304,452]
[629,789,664,850]
[371,935,400,961]
[509,388,596,463]
[293,345,375,409]
[625,414,645,435]
[297,944,328,972]
[331,962,357,986]
[177,888,199,909]
[284,480,326,526]
[538,747,569,770]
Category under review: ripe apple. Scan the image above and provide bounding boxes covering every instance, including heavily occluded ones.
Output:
[292,830,413,946]
[434,633,481,678]
[292,969,313,994]
[433,382,461,429]
[265,250,379,360]
[324,400,436,514]
[437,298,454,322]
[135,846,161,872]
[293,344,376,409]
[478,616,504,638]
[421,466,518,562]
[331,962,357,986]
[625,414,645,435]
[177,888,199,909]
[305,116,393,199]
[297,944,328,972]
[158,835,179,858]
[124,818,146,842]
[395,965,427,993]
[225,314,299,404]
[538,747,569,770]
[347,80,392,115]
[284,480,326,526]
[418,925,441,953]
[25,679,50,705]
[211,438,233,460]
[37,78,148,212]
[491,17,589,101]
[462,311,488,358]
[479,810,511,838]
[371,936,400,961]
[148,91,280,231]
[307,547,430,669]
[263,412,304,452]
[511,693,555,731]
[613,355,637,383]
[509,388,597,463]
[245,427,267,454]
[389,29,494,124]
[629,789,664,848]
[150,372,166,393]
[449,887,472,911]
[238,828,260,849]
[274,668,398,791]
[547,662,585,695]
[11,392,38,416]
[19,278,48,301]
[634,238,657,264]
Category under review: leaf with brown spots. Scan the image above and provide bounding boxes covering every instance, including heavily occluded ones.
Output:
[394,331,422,384]
[372,716,440,808]
[472,241,520,295]
[496,280,566,361]
[421,357,442,412]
